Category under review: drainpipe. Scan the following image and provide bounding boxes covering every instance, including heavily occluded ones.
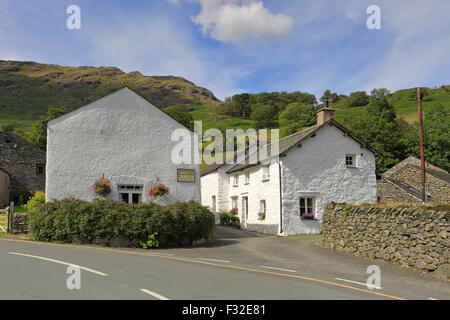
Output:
[279,160,283,234]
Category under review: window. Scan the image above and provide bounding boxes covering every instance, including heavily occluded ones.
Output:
[36,164,45,175]
[299,197,315,218]
[259,200,266,221]
[118,185,143,204]
[233,174,239,187]
[245,170,250,184]
[262,165,270,181]
[346,154,356,167]
[231,197,238,211]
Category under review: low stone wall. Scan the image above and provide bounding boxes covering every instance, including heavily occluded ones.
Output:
[321,203,449,280]
[12,213,28,234]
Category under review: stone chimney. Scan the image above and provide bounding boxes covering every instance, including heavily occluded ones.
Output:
[317,102,335,125]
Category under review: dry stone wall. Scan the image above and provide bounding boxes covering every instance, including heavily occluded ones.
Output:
[321,203,449,280]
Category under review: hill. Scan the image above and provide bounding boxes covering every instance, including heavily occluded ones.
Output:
[0,60,219,135]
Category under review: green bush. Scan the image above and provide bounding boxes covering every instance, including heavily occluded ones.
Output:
[219,212,240,225]
[25,191,46,211]
[28,199,215,248]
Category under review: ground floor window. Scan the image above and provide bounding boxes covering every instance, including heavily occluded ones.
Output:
[259,200,266,221]
[299,197,315,219]
[119,185,143,204]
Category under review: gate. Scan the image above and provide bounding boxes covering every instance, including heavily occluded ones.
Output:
[0,201,14,234]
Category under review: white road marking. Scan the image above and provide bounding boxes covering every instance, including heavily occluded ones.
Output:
[139,289,170,300]
[335,277,383,290]
[259,266,297,273]
[428,298,438,300]
[199,258,231,263]
[9,252,108,276]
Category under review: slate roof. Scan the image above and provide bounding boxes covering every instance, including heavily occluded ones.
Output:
[409,164,450,184]
[384,177,432,201]
[200,119,379,176]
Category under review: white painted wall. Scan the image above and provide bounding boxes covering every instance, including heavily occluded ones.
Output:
[281,124,377,234]
[46,88,200,204]
[227,161,281,231]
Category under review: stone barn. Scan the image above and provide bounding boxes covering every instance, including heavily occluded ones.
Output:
[0,168,10,207]
[46,87,200,204]
[0,132,46,203]
[377,156,450,203]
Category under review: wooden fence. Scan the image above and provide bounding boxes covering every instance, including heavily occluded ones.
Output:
[0,201,14,234]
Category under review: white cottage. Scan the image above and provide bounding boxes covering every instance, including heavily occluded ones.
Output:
[46,87,200,204]
[201,108,378,235]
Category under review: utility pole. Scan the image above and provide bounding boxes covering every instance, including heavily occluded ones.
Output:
[417,88,427,203]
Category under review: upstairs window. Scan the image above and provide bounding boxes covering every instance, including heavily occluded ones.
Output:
[346,154,356,167]
[233,174,239,187]
[262,165,270,181]
[245,170,250,184]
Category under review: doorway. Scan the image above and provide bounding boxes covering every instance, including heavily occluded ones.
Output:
[242,196,248,228]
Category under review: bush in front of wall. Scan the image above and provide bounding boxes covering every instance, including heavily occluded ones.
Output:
[28,199,215,248]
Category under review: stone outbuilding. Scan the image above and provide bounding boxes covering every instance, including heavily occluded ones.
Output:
[0,132,46,203]
[201,108,379,235]
[0,168,10,207]
[377,156,450,203]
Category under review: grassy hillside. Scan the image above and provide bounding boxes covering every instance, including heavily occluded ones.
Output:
[1,60,448,142]
[331,86,450,124]
[0,60,219,137]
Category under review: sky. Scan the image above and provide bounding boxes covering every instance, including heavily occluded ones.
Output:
[0,0,449,100]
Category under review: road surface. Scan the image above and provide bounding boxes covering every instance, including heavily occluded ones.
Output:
[0,227,448,300]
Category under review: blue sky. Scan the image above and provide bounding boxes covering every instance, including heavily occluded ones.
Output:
[0,0,449,100]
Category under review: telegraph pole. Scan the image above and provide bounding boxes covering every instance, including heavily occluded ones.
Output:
[417,88,426,203]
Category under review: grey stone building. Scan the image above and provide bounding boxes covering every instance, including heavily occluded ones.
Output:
[377,156,450,203]
[0,132,46,203]
[0,168,10,207]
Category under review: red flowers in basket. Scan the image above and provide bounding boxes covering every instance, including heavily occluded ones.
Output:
[91,177,111,196]
[148,184,169,198]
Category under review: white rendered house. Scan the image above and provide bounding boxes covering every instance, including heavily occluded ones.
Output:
[46,87,200,204]
[200,108,378,235]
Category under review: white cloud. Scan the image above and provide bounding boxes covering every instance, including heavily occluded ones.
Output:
[180,0,293,43]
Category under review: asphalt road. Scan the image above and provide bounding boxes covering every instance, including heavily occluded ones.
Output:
[0,227,449,300]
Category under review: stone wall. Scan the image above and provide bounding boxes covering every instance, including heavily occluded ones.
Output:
[12,213,28,234]
[321,203,449,280]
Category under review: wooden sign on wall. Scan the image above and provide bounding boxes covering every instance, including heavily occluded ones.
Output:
[177,169,196,182]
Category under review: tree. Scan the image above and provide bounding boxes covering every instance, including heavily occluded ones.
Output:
[279,103,316,137]
[402,103,450,172]
[30,106,68,149]
[250,104,278,129]
[366,88,396,121]
[345,91,370,107]
[320,90,339,104]
[1,122,16,132]
[163,104,194,131]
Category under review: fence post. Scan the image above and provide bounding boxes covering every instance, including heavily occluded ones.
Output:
[9,201,14,234]
[5,206,10,234]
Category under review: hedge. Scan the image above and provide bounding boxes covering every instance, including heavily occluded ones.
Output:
[28,199,215,248]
